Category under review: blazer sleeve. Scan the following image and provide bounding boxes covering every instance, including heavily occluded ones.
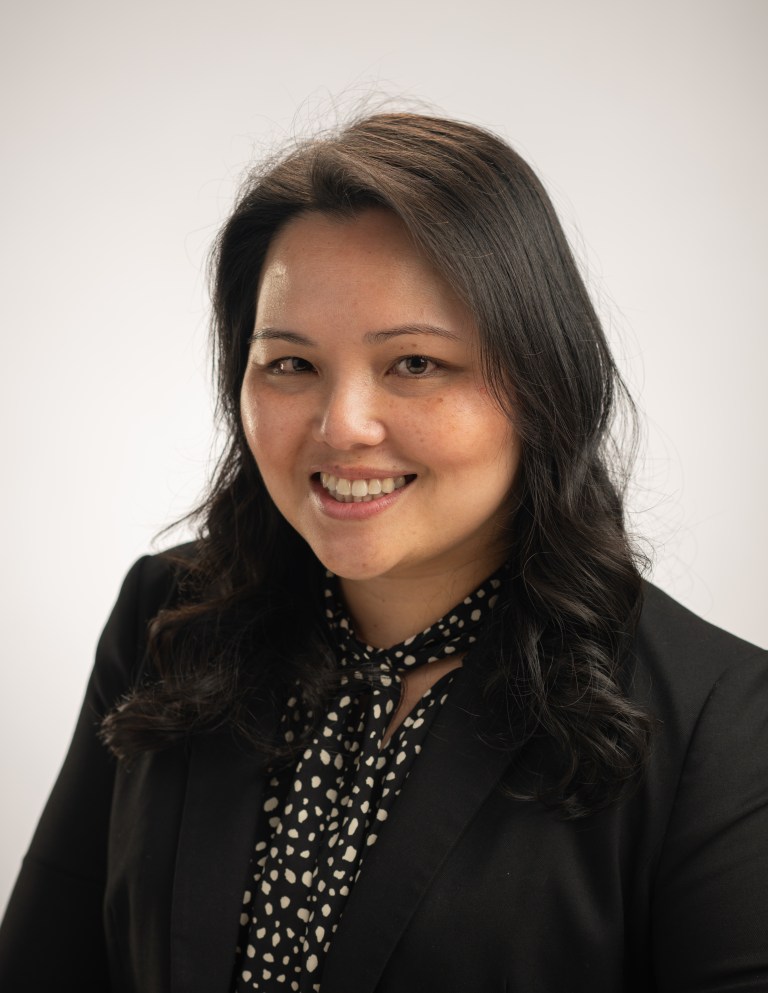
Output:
[0,554,171,989]
[651,648,768,990]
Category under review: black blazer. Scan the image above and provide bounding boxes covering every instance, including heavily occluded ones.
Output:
[1,552,767,992]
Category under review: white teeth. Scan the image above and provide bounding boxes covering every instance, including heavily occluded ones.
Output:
[318,473,411,503]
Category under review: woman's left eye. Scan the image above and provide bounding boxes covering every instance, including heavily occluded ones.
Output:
[392,355,439,377]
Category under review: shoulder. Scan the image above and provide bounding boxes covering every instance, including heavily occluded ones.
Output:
[633,581,766,714]
[630,580,768,799]
[637,581,763,666]
[112,540,200,620]
[89,541,202,710]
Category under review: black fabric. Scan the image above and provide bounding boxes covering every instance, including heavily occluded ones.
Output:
[1,548,767,992]
[234,574,499,991]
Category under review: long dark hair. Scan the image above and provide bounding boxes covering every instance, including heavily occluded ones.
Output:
[102,113,652,817]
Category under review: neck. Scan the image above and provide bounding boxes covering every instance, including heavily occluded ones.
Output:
[339,557,505,648]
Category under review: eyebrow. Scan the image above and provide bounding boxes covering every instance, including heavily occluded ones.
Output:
[248,324,461,346]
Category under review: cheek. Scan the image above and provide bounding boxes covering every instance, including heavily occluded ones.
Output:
[240,387,294,469]
[423,395,517,474]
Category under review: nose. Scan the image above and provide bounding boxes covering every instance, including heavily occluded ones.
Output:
[312,378,387,450]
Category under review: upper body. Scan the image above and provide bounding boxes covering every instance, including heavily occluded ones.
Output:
[2,112,767,991]
[1,549,766,992]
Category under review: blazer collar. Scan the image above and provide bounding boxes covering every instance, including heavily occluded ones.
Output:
[169,664,517,993]
[321,662,515,993]
[170,725,272,993]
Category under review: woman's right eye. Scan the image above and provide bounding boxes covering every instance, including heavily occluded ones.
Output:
[266,357,316,375]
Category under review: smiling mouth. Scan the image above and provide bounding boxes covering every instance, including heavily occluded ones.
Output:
[318,472,415,503]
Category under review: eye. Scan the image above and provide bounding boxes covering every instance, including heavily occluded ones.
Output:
[392,355,439,377]
[267,356,316,375]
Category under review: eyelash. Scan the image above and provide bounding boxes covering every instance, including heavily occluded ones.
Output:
[264,355,441,378]
[266,357,315,376]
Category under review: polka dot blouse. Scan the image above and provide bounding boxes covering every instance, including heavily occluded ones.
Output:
[234,572,502,992]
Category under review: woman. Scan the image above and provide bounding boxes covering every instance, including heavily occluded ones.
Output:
[1,113,766,992]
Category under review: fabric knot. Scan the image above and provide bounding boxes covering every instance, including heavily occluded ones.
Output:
[322,568,504,677]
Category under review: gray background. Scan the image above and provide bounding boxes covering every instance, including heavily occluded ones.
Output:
[1,0,766,911]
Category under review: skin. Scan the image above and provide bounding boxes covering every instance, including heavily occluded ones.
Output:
[240,209,521,708]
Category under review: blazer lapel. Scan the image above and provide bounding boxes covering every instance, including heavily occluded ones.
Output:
[169,727,271,993]
[321,662,518,993]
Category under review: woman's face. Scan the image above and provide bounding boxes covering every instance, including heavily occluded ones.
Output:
[240,208,521,589]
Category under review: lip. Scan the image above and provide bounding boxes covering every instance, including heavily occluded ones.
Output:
[310,474,414,520]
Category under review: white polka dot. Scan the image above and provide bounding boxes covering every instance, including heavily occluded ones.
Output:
[306,954,319,973]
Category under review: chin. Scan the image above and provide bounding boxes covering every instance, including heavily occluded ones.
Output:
[314,556,393,583]
[306,540,396,583]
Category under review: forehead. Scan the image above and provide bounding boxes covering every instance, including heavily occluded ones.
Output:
[255,209,474,336]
